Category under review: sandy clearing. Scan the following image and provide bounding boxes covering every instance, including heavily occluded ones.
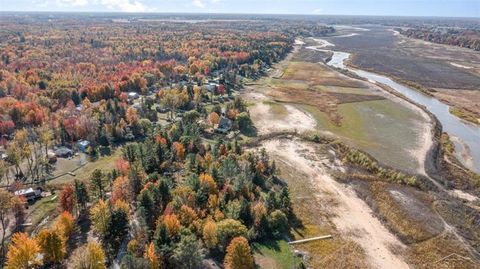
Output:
[311,38,335,48]
[295,39,305,45]
[247,93,317,135]
[409,111,434,176]
[450,62,473,69]
[262,139,410,269]
[449,189,479,202]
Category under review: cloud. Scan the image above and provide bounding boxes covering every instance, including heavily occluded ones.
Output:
[192,0,205,8]
[39,0,149,12]
[313,8,323,14]
[56,0,89,6]
[100,0,148,12]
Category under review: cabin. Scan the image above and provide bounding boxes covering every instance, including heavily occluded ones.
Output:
[14,187,43,203]
[55,147,73,158]
[214,116,232,134]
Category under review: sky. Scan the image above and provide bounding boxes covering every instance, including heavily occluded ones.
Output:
[1,0,479,17]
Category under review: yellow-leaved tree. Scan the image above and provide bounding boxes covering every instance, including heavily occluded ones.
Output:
[70,242,106,269]
[90,200,111,237]
[5,232,41,269]
[224,236,254,269]
[36,228,65,264]
[202,220,218,249]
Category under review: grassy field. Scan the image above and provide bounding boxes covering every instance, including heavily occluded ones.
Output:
[25,195,59,234]
[253,240,300,269]
[48,148,121,188]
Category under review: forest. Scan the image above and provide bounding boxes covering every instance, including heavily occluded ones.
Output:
[398,26,480,51]
[0,14,334,268]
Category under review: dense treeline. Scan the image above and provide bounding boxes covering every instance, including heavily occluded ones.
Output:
[0,15,324,268]
[398,27,480,51]
[2,114,294,268]
[0,16,332,185]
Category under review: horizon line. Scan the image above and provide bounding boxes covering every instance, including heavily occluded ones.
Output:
[0,11,478,19]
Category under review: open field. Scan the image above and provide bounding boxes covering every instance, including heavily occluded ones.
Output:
[246,44,431,174]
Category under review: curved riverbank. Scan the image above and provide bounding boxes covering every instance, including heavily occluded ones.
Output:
[308,37,480,174]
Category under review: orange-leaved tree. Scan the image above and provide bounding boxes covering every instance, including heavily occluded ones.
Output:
[55,211,76,241]
[59,184,75,213]
[144,242,161,269]
[224,236,254,269]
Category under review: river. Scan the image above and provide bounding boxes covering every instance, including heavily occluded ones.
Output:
[308,38,480,173]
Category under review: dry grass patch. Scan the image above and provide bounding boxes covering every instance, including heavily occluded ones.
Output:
[367,182,444,243]
[283,62,364,88]
[406,233,479,269]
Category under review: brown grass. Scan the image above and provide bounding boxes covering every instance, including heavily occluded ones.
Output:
[367,182,443,243]
[283,62,364,88]
[406,233,478,269]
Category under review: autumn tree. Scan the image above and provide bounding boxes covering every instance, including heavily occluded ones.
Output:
[0,189,14,262]
[224,236,254,269]
[163,214,181,237]
[111,176,131,203]
[144,242,161,269]
[59,184,75,213]
[90,200,111,237]
[12,196,26,233]
[126,107,139,125]
[208,112,220,127]
[55,211,76,241]
[69,242,106,269]
[202,220,218,249]
[172,142,185,161]
[36,228,65,264]
[216,219,248,251]
[5,232,41,269]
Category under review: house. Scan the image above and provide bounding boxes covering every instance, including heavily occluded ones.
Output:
[55,147,73,158]
[128,92,140,100]
[203,83,218,92]
[214,116,232,134]
[14,187,43,202]
[77,140,90,152]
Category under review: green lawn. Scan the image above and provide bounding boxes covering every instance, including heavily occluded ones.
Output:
[253,239,300,269]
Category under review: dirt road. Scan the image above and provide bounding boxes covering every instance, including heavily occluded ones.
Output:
[263,138,410,269]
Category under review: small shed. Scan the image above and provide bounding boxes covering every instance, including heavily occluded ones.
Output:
[77,140,90,152]
[55,147,73,158]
